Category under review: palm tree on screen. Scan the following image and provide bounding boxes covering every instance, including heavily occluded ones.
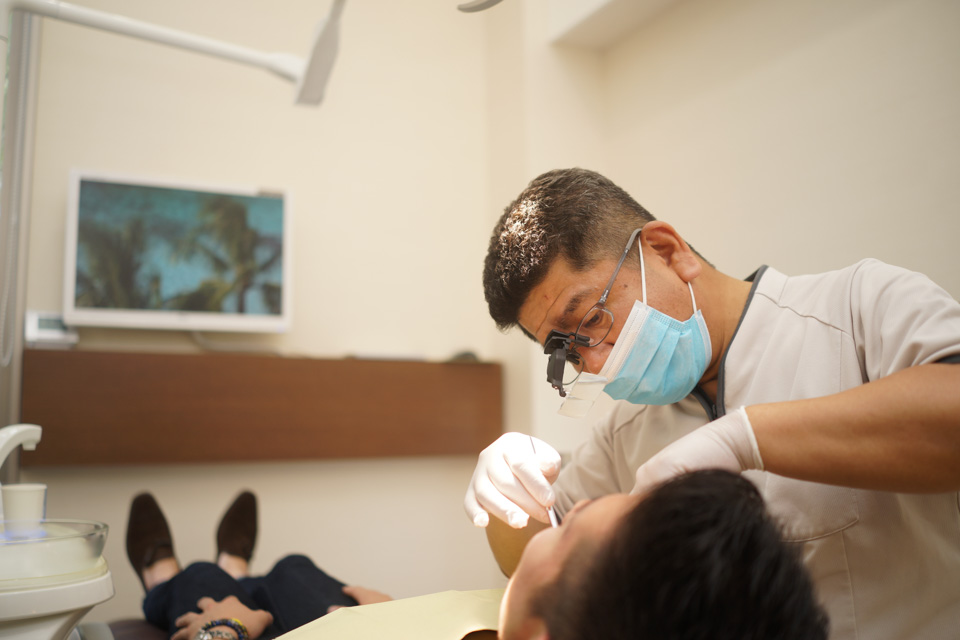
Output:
[75,217,162,309]
[168,195,283,314]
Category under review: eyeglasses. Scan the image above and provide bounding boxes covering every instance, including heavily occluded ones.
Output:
[544,227,643,397]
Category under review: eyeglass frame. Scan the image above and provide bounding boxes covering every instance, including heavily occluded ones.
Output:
[544,227,644,396]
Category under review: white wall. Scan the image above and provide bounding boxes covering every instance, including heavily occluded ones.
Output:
[27,0,496,360]
[511,0,960,454]
[17,0,960,626]
[22,0,506,623]
[602,0,960,295]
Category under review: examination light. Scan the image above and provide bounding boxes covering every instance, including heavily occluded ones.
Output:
[0,0,347,106]
[296,0,347,105]
[457,0,505,13]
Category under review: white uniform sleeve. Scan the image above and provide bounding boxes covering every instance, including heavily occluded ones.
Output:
[551,398,710,516]
[550,412,624,517]
[850,260,960,379]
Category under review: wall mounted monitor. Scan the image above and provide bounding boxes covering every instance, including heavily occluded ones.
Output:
[63,170,291,333]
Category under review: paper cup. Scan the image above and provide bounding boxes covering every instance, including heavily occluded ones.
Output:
[2,482,47,523]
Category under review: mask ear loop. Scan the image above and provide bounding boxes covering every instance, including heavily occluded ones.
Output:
[638,234,647,305]
[638,227,698,314]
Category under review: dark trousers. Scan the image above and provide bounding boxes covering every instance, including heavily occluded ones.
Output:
[142,554,359,639]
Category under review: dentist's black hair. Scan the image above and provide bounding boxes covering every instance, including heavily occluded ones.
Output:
[482,168,656,336]
[532,470,829,640]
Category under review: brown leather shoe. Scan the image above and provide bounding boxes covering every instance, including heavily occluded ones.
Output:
[126,492,175,590]
[216,490,257,562]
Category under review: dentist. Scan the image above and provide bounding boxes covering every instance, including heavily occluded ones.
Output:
[464,168,960,640]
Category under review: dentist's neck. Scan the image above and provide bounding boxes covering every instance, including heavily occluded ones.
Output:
[693,268,753,405]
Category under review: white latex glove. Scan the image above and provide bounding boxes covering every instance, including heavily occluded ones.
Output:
[631,407,764,496]
[464,432,562,528]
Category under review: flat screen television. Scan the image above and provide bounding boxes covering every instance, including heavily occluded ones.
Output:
[63,170,292,333]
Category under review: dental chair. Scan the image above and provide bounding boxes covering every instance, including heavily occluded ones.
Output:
[75,619,165,640]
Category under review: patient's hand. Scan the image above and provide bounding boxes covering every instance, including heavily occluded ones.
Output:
[172,595,273,640]
[327,585,394,613]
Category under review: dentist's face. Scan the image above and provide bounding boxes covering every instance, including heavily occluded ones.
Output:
[519,257,638,375]
[498,493,642,640]
[519,251,692,375]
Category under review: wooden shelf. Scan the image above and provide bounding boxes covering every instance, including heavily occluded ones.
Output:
[20,349,502,466]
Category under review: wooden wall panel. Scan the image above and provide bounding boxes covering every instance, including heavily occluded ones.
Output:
[20,349,502,466]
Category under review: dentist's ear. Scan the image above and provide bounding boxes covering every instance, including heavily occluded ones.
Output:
[640,221,702,283]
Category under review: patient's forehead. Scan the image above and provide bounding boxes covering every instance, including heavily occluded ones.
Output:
[499,494,641,639]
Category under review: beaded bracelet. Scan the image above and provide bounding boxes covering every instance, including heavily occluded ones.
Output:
[200,618,249,640]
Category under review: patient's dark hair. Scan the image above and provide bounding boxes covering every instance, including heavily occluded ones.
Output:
[482,168,656,335]
[533,470,829,640]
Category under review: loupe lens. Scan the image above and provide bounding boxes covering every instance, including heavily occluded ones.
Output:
[562,360,582,386]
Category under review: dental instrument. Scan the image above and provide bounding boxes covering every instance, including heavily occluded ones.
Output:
[529,436,559,528]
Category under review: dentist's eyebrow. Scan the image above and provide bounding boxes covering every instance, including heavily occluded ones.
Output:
[557,290,591,329]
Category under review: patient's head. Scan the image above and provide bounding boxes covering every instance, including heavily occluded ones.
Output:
[499,470,828,640]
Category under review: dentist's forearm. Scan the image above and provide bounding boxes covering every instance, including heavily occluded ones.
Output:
[748,363,960,492]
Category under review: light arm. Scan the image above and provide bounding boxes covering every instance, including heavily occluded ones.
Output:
[457,0,505,12]
[0,0,345,105]
[1,0,298,78]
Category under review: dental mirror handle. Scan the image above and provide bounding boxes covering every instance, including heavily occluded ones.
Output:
[529,435,559,528]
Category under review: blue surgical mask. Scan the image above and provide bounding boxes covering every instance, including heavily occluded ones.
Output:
[558,243,711,416]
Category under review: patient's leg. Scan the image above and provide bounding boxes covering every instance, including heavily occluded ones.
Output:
[143,562,263,637]
[240,554,360,633]
[217,491,258,579]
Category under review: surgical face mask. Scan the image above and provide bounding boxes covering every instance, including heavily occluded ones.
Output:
[558,244,711,418]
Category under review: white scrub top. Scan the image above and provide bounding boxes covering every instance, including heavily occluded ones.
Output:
[552,259,960,640]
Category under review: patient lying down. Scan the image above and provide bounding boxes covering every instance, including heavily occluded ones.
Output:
[129,470,827,640]
[498,468,828,640]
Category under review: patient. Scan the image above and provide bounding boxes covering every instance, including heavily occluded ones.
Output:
[128,471,827,640]
[500,469,829,640]
[125,490,391,640]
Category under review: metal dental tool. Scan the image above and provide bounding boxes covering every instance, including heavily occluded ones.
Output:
[529,435,559,528]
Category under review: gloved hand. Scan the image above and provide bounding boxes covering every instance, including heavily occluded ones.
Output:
[631,407,764,495]
[464,432,562,528]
